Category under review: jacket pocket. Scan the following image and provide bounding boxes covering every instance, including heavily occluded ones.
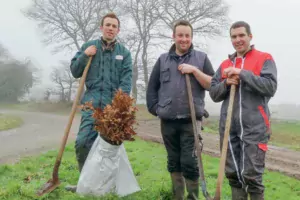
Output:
[255,143,268,168]
[85,79,98,90]
[258,105,271,134]
[157,98,172,118]
[87,64,98,80]
[161,68,170,83]
[158,98,172,107]
[115,59,123,69]
[193,97,205,118]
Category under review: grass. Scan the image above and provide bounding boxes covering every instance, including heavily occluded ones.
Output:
[0,113,23,131]
[201,117,300,151]
[202,116,220,134]
[268,119,300,150]
[0,139,299,200]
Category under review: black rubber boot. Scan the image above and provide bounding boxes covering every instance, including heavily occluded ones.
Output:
[185,179,199,200]
[231,187,248,200]
[170,172,185,200]
[65,185,77,193]
[65,162,84,193]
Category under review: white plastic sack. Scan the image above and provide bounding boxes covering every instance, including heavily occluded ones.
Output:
[76,135,141,197]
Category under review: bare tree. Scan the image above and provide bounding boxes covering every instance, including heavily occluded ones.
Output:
[23,0,138,99]
[123,0,161,91]
[23,0,230,102]
[23,0,109,53]
[23,0,117,100]
[43,88,52,101]
[118,30,143,100]
[50,61,78,102]
[157,0,229,39]
[0,44,11,62]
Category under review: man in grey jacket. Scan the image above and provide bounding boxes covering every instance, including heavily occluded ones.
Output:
[146,20,215,200]
[209,21,277,200]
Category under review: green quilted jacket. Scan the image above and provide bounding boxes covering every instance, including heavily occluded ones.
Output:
[70,39,132,109]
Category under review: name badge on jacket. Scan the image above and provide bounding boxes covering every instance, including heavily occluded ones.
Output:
[116,55,123,60]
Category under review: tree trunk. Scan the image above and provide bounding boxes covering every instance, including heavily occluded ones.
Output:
[131,41,142,100]
[132,62,138,100]
[68,82,72,102]
[142,41,148,90]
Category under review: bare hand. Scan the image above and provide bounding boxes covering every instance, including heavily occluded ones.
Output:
[178,63,196,74]
[84,45,97,56]
[223,67,241,77]
[226,75,240,85]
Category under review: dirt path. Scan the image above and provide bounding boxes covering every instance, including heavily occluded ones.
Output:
[136,120,300,180]
[0,110,80,164]
[1,110,299,180]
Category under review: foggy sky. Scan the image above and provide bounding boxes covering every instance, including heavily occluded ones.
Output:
[0,0,299,105]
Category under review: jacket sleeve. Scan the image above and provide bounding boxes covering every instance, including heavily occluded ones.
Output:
[239,58,277,97]
[203,55,215,76]
[118,50,132,95]
[146,58,161,116]
[209,67,230,102]
[70,43,90,78]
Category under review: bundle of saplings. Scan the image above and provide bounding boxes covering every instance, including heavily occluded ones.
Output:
[82,89,138,145]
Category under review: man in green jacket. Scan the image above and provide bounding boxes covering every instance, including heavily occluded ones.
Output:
[65,12,132,192]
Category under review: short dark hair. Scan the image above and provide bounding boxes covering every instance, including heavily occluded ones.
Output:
[230,21,252,35]
[173,20,193,37]
[101,12,120,28]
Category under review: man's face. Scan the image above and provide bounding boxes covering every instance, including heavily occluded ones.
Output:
[173,25,192,54]
[100,17,120,42]
[230,27,252,55]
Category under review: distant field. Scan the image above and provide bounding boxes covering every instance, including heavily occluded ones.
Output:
[0,102,73,115]
[0,102,156,120]
[201,117,300,151]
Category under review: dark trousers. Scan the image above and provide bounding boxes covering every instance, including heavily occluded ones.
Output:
[160,119,199,181]
[220,123,269,194]
[75,110,98,171]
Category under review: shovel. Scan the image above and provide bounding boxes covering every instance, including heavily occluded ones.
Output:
[36,56,93,196]
[185,74,212,200]
[213,84,236,200]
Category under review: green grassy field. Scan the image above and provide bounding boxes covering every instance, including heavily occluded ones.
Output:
[268,119,300,150]
[0,113,23,131]
[0,139,299,200]
[201,117,300,151]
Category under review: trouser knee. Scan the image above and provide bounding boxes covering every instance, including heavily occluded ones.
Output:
[75,129,98,168]
[161,120,181,173]
[226,171,243,188]
[242,172,264,194]
[167,156,181,173]
[181,154,199,181]
[242,142,266,194]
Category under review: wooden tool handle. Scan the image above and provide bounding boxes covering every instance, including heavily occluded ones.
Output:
[52,56,93,179]
[185,74,212,200]
[214,84,236,200]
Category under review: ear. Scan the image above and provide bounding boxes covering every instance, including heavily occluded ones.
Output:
[172,33,175,39]
[100,26,103,32]
[249,34,253,40]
